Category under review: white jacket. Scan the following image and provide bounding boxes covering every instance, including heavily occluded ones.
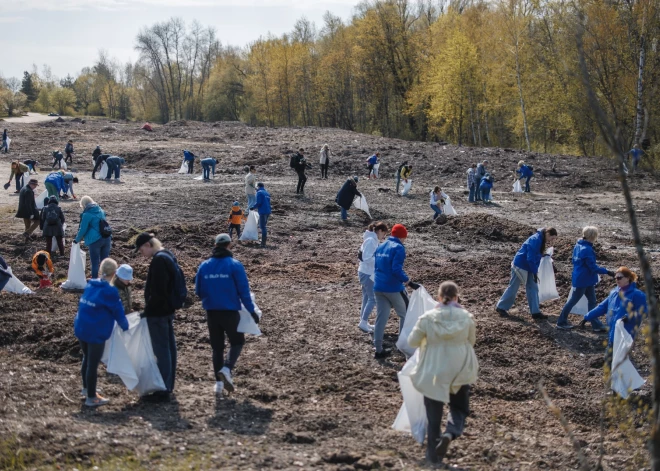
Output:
[429,190,448,206]
[245,173,256,196]
[358,230,379,279]
[319,148,329,165]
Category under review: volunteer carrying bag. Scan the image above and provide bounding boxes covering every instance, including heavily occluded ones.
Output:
[2,267,34,294]
[392,350,427,444]
[443,196,458,216]
[611,319,645,398]
[61,243,87,290]
[401,179,413,196]
[51,223,67,252]
[396,285,437,357]
[35,190,49,210]
[237,292,263,336]
[177,159,188,174]
[353,195,372,219]
[239,211,260,241]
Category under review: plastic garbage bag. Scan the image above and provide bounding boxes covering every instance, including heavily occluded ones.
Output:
[102,320,139,391]
[538,248,559,303]
[99,161,108,178]
[237,292,263,336]
[567,288,589,315]
[353,195,372,219]
[35,190,49,210]
[396,285,437,357]
[61,160,67,170]
[371,163,380,178]
[392,350,427,444]
[5,138,10,151]
[443,196,458,216]
[239,211,260,241]
[51,223,67,252]
[61,243,87,290]
[2,267,34,294]
[401,179,413,196]
[513,180,523,193]
[177,159,187,174]
[611,319,645,398]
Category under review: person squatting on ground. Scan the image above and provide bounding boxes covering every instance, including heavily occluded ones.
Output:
[32,250,54,288]
[136,233,184,400]
[16,178,40,240]
[184,150,196,174]
[467,164,477,203]
[245,166,257,210]
[92,153,109,180]
[625,144,645,173]
[474,161,488,201]
[52,151,65,169]
[6,161,29,193]
[40,196,66,257]
[479,173,493,203]
[366,152,379,179]
[319,144,330,179]
[399,164,413,195]
[104,156,125,181]
[496,227,558,320]
[430,186,448,220]
[65,140,74,164]
[395,160,408,195]
[408,281,478,466]
[228,201,247,240]
[0,129,8,153]
[195,233,259,394]
[201,158,218,180]
[515,161,534,193]
[250,182,272,248]
[336,176,362,221]
[583,266,647,366]
[373,223,420,358]
[292,148,311,195]
[111,264,134,314]
[556,226,613,331]
[357,221,389,333]
[74,258,129,407]
[74,196,112,279]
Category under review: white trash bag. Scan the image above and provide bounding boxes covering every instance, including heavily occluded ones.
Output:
[401,179,413,196]
[512,180,523,193]
[538,248,559,303]
[51,223,67,252]
[239,211,260,241]
[35,190,49,210]
[2,267,34,294]
[99,161,108,179]
[237,292,263,336]
[5,137,10,151]
[371,163,380,179]
[396,285,437,357]
[353,195,372,219]
[568,276,601,315]
[443,196,458,216]
[392,350,427,444]
[611,319,645,398]
[61,160,67,170]
[61,242,87,290]
[177,159,188,174]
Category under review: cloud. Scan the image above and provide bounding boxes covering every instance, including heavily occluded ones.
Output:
[0,16,24,23]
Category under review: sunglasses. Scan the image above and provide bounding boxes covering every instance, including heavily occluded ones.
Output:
[615,275,626,280]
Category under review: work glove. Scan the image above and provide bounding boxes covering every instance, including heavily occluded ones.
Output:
[607,270,615,277]
[533,274,539,284]
[3,182,9,190]
[408,281,420,290]
[250,312,260,324]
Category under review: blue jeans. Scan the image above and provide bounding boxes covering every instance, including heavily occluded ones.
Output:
[474,178,482,200]
[359,272,376,322]
[556,285,604,328]
[259,213,269,247]
[202,164,211,180]
[524,176,531,192]
[497,268,540,315]
[147,315,177,393]
[431,204,442,219]
[106,163,120,179]
[247,194,256,212]
[468,184,476,202]
[340,207,348,220]
[87,236,111,279]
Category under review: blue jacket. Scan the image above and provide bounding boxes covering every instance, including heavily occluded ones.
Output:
[74,203,107,246]
[571,239,609,288]
[479,178,492,191]
[45,173,68,193]
[374,236,409,293]
[195,250,255,312]
[65,143,74,153]
[106,156,124,166]
[513,230,544,274]
[252,188,271,215]
[367,154,378,165]
[183,150,195,161]
[516,165,533,178]
[584,283,647,346]
[74,279,128,344]
[201,158,216,173]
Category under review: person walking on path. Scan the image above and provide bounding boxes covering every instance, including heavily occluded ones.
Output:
[245,166,257,210]
[201,158,218,181]
[91,153,109,179]
[227,201,247,240]
[335,176,362,221]
[556,227,613,331]
[366,153,379,179]
[496,228,558,320]
[16,178,40,241]
[74,258,129,407]
[65,140,74,164]
[515,161,534,193]
[373,224,419,358]
[196,233,259,395]
[183,150,196,174]
[111,264,134,315]
[293,148,310,195]
[625,144,645,173]
[395,160,409,195]
[6,161,29,193]
[0,129,8,153]
[430,186,448,220]
[467,164,477,203]
[40,196,65,257]
[73,196,112,279]
[319,144,330,179]
[474,161,488,201]
[135,232,185,400]
[250,182,271,248]
[104,156,125,181]
[357,221,389,333]
[408,281,478,466]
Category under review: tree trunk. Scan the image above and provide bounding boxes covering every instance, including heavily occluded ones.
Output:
[634,35,645,145]
[515,37,531,152]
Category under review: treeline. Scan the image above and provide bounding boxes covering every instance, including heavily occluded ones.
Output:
[1,0,659,156]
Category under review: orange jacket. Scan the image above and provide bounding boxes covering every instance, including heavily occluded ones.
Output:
[32,251,54,278]
[228,207,247,225]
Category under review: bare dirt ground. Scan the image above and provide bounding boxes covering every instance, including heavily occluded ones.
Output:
[0,113,69,124]
[0,118,659,470]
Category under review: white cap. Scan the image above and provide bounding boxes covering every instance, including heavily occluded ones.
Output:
[116,264,133,281]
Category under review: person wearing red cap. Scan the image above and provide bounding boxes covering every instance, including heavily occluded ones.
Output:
[372,223,419,358]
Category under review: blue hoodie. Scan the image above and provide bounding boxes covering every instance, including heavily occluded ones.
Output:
[45,172,68,193]
[183,150,195,161]
[571,239,609,288]
[512,230,544,274]
[367,154,378,165]
[195,250,255,312]
[374,236,409,293]
[74,203,107,246]
[74,279,128,344]
[516,165,533,178]
[584,282,647,346]
[252,187,271,215]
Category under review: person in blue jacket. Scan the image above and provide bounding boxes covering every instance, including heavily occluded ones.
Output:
[74,196,111,279]
[373,223,419,359]
[250,182,272,248]
[496,227,558,320]
[583,266,647,361]
[515,161,534,193]
[201,157,219,181]
[73,258,128,407]
[556,226,614,331]
[104,156,125,181]
[479,173,493,203]
[625,144,644,173]
[366,152,379,179]
[44,171,66,201]
[196,233,258,395]
[183,150,196,174]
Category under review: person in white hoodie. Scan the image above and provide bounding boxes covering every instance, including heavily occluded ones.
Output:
[408,281,478,466]
[429,186,448,220]
[357,221,389,333]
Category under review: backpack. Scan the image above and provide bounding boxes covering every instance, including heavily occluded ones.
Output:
[99,219,112,238]
[289,154,297,169]
[46,208,59,226]
[156,251,187,310]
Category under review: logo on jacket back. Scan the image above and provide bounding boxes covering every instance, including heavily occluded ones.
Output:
[205,274,230,279]
[80,298,96,307]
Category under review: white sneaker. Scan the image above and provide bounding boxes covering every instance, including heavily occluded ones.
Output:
[81,388,87,399]
[85,394,109,407]
[214,381,224,395]
[358,320,374,333]
[218,367,234,393]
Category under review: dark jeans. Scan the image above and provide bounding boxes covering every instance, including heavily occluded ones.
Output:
[106,163,120,179]
[320,163,328,179]
[88,236,112,279]
[207,310,245,377]
[147,315,177,393]
[296,171,307,193]
[259,213,269,247]
[474,177,482,200]
[14,174,24,192]
[187,160,194,174]
[0,277,9,292]
[45,235,65,256]
[65,152,73,164]
[396,175,401,194]
[228,223,242,239]
[557,285,604,329]
[524,176,531,192]
[80,341,105,398]
[92,157,108,178]
[202,164,212,180]
[52,158,63,169]
[424,385,470,460]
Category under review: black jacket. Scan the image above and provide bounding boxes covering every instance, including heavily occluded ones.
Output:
[92,148,102,160]
[335,179,361,210]
[294,153,308,173]
[15,186,39,220]
[39,201,65,237]
[143,250,179,318]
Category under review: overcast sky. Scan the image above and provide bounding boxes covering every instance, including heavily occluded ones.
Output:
[0,0,358,81]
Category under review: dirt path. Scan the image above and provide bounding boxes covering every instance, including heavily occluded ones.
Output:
[0,112,69,124]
